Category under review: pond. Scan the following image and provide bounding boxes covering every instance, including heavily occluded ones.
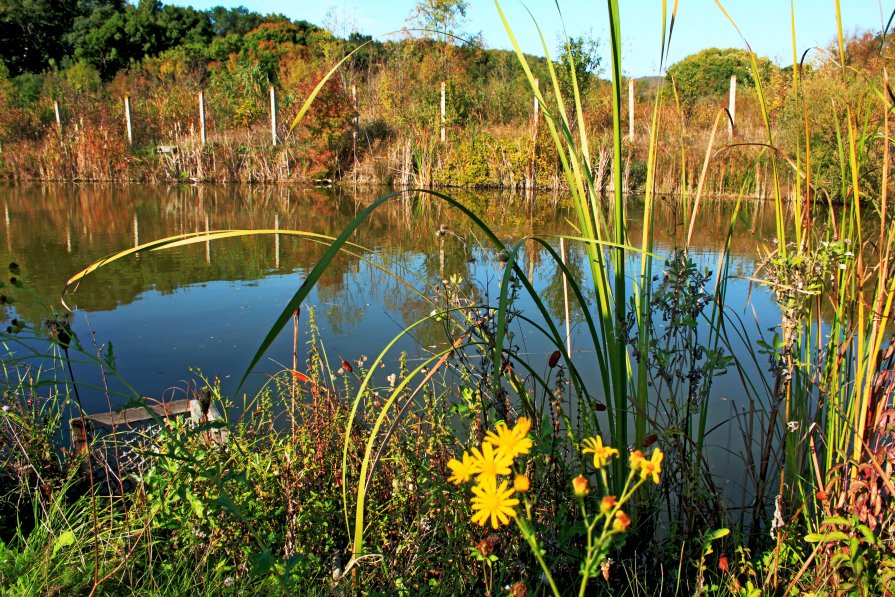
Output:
[0,183,794,499]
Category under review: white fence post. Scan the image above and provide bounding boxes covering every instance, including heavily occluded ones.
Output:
[440,81,446,143]
[124,96,133,145]
[270,86,278,146]
[199,91,207,145]
[728,75,737,138]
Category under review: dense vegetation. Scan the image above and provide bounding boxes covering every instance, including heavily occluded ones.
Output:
[0,0,885,197]
[1,0,895,595]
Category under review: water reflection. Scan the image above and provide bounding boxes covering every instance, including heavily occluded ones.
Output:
[0,184,794,409]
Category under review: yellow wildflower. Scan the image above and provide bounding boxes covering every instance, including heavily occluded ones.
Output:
[572,474,589,497]
[637,448,663,484]
[612,511,631,532]
[629,450,646,471]
[580,436,619,469]
[447,451,478,485]
[470,442,513,484]
[485,417,533,459]
[471,478,519,529]
[513,474,530,492]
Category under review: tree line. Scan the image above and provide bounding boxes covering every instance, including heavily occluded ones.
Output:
[0,0,887,196]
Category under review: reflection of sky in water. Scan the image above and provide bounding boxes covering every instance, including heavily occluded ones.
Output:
[0,185,807,507]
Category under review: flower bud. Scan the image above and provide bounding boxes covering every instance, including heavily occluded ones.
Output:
[600,495,617,514]
[612,511,631,532]
[572,474,589,497]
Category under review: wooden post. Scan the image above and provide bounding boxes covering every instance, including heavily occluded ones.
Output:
[54,100,62,133]
[274,213,280,269]
[124,95,133,145]
[199,90,206,145]
[628,79,635,141]
[440,81,446,143]
[533,77,540,123]
[189,391,228,444]
[728,74,737,138]
[133,212,139,248]
[560,238,572,356]
[270,85,278,146]
[755,163,762,199]
[352,84,358,185]
[529,78,540,192]
[69,418,91,475]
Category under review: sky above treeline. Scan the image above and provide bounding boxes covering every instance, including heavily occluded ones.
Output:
[169,1,886,77]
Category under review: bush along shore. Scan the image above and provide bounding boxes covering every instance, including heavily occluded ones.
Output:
[2,0,895,595]
[0,2,889,199]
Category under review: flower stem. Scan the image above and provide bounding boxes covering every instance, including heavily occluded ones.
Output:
[515,516,560,597]
[578,502,599,597]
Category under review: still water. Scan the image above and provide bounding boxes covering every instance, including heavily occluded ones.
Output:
[0,184,790,495]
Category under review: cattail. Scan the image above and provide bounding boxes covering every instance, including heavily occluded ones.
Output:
[548,350,561,368]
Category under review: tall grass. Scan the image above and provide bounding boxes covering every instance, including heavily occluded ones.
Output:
[4,0,895,593]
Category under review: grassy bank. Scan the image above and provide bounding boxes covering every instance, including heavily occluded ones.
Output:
[1,0,894,595]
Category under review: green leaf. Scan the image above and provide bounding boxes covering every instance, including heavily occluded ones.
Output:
[187,491,205,519]
[823,531,851,543]
[51,530,75,557]
[103,341,116,371]
[856,524,877,544]
[250,549,275,576]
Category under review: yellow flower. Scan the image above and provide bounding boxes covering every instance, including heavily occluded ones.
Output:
[485,417,533,459]
[629,450,646,470]
[471,478,519,529]
[470,442,513,484]
[513,474,530,492]
[447,451,478,485]
[572,474,589,497]
[580,436,619,469]
[612,511,631,532]
[600,495,617,514]
[637,448,663,484]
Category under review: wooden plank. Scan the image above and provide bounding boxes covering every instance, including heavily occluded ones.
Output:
[84,399,192,427]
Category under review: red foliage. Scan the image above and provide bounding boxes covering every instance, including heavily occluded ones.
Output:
[290,72,353,179]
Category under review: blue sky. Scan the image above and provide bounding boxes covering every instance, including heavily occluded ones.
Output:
[174,1,887,77]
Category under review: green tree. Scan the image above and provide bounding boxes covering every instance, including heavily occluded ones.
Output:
[555,33,601,105]
[405,0,469,43]
[0,0,87,75]
[67,5,133,78]
[666,47,775,107]
[156,4,213,49]
[206,5,265,37]
[68,0,215,79]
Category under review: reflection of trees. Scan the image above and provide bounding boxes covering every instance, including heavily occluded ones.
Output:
[0,184,814,337]
[541,243,589,324]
